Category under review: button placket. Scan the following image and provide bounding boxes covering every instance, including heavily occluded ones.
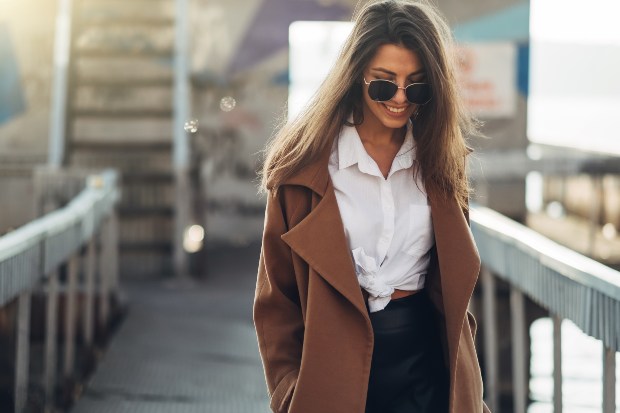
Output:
[377,179,394,266]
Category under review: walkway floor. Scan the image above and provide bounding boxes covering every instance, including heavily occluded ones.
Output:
[71,242,271,413]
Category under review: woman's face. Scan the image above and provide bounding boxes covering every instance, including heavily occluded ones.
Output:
[360,43,425,131]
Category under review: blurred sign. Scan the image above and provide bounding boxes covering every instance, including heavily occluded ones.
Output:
[0,23,25,125]
[456,42,517,118]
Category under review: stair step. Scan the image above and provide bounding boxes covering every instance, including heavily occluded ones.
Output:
[119,242,172,252]
[118,206,174,216]
[70,152,173,175]
[77,5,174,30]
[119,179,175,211]
[71,140,172,151]
[71,109,173,118]
[122,174,174,186]
[72,117,172,143]
[76,49,173,58]
[75,26,173,54]
[79,0,173,16]
[77,18,174,27]
[77,78,172,87]
[77,57,173,83]
[117,213,173,245]
[74,84,172,110]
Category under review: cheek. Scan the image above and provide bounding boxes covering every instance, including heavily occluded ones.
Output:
[361,90,374,109]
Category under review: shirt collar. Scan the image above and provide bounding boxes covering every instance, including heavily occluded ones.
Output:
[337,119,416,176]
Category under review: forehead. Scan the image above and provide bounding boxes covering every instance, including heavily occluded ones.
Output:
[366,43,424,74]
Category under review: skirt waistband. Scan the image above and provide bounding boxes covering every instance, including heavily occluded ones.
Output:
[368,289,434,331]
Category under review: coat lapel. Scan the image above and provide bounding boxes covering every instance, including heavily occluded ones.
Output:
[281,180,369,319]
[279,141,370,320]
[428,191,481,379]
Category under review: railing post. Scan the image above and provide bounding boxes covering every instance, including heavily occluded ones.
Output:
[588,176,602,256]
[510,286,527,413]
[173,0,191,278]
[98,218,111,331]
[64,254,79,380]
[14,291,32,413]
[602,344,616,413]
[83,238,95,346]
[109,210,119,295]
[552,314,562,413]
[481,267,499,413]
[44,271,59,411]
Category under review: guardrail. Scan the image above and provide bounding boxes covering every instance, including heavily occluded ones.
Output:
[0,169,119,413]
[471,205,619,413]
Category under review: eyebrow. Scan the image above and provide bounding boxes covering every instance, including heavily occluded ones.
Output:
[370,67,425,77]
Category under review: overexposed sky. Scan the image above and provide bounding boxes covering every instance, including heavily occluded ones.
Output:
[530,0,620,44]
[528,0,620,154]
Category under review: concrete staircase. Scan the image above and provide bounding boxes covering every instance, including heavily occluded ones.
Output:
[66,0,182,279]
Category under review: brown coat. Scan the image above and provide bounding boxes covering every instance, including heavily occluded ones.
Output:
[253,142,491,413]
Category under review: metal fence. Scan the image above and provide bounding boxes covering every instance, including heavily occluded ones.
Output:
[471,205,619,413]
[0,169,119,413]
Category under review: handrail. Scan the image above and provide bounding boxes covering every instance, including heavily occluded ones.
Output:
[0,169,119,413]
[470,204,619,413]
[0,171,119,306]
[471,204,620,349]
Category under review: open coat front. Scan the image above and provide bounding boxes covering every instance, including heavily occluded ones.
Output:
[253,143,491,413]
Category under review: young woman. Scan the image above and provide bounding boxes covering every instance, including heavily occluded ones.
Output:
[254,1,490,412]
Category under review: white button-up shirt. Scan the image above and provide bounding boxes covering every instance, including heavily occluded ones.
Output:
[328,121,435,312]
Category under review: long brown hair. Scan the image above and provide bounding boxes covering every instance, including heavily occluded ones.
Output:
[259,0,479,210]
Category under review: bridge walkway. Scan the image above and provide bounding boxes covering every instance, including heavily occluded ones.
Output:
[71,243,270,413]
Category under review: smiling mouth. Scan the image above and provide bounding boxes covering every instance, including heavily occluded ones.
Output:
[383,104,408,114]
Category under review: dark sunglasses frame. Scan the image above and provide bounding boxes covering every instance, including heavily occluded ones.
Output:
[363,77,432,105]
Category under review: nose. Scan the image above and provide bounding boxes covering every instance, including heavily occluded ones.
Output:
[391,86,408,105]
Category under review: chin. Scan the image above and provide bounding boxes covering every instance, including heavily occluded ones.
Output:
[377,114,411,130]
[380,116,409,129]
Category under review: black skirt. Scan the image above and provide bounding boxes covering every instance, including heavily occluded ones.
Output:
[365,289,449,413]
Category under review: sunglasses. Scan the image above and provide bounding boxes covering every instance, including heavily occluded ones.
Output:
[363,77,432,105]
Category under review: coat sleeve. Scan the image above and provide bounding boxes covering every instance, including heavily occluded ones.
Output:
[253,188,304,413]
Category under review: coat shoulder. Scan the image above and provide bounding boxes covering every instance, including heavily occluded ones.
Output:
[271,184,314,229]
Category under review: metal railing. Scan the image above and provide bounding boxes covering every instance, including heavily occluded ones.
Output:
[0,169,120,413]
[471,205,619,413]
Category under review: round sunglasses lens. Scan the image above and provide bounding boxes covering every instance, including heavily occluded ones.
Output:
[406,84,431,104]
[368,80,398,101]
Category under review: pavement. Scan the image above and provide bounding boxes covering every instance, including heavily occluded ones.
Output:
[71,242,271,413]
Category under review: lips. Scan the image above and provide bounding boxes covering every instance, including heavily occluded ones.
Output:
[382,103,409,118]
[386,105,405,113]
